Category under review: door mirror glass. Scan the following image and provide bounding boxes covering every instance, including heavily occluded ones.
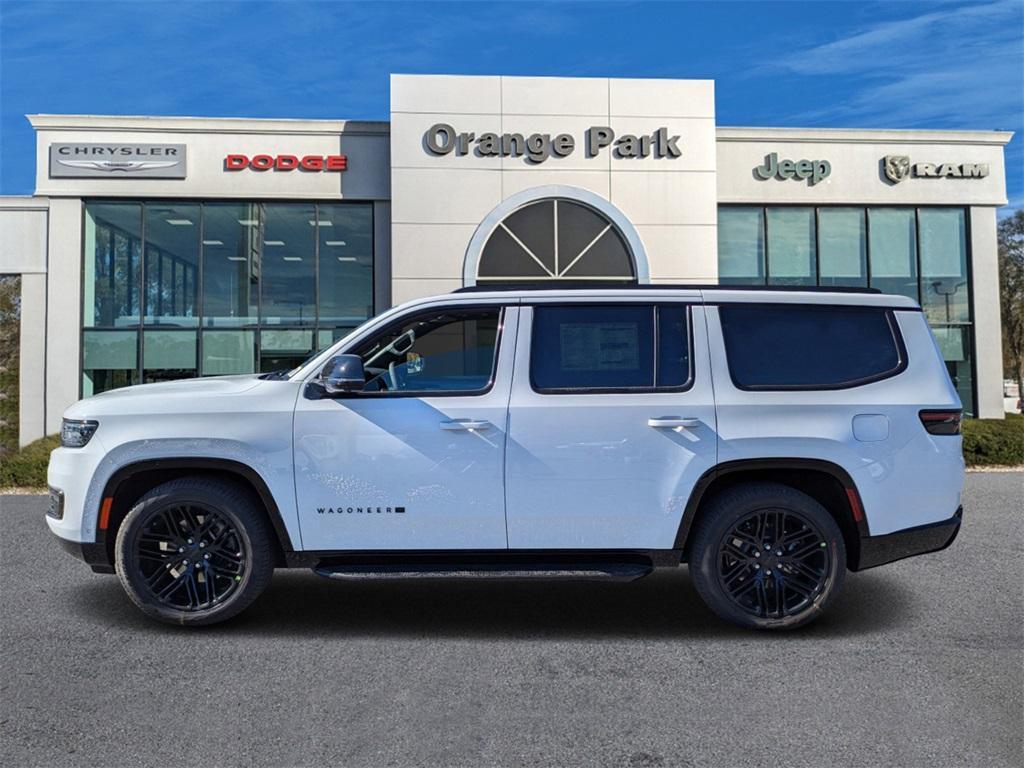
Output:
[320,354,365,395]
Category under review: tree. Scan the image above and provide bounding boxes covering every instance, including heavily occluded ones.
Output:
[998,210,1024,411]
[0,275,21,455]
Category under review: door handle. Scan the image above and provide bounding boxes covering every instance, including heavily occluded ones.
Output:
[440,419,492,431]
[648,417,701,429]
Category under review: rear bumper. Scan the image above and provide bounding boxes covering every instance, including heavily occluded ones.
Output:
[854,506,962,571]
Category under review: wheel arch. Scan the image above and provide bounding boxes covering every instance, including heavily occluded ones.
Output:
[676,459,869,569]
[96,458,295,571]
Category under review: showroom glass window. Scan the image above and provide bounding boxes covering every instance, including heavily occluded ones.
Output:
[717,205,975,416]
[82,201,374,396]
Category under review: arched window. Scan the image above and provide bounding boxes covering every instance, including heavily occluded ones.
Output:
[476,198,636,283]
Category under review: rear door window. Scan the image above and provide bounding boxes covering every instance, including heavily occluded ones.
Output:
[530,304,692,393]
[718,304,905,390]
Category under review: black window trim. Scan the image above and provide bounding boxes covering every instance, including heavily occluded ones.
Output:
[528,302,696,396]
[312,303,507,399]
[717,302,909,392]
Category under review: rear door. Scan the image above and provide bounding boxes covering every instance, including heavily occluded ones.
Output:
[504,299,717,549]
[293,302,517,551]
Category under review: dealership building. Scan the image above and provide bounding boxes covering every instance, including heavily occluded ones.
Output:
[0,74,1013,445]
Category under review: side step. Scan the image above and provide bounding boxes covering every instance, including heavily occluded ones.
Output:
[312,562,653,582]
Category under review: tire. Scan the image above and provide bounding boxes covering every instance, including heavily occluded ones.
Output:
[115,477,275,626]
[688,482,846,630]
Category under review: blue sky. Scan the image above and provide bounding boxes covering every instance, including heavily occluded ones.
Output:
[1,0,1021,212]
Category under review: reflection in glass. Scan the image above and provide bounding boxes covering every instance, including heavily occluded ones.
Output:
[145,204,199,326]
[143,330,197,382]
[868,208,918,301]
[932,325,974,417]
[82,330,139,396]
[261,203,316,325]
[718,207,765,285]
[259,329,314,373]
[202,203,259,327]
[201,330,255,375]
[317,203,374,329]
[766,207,816,285]
[919,208,969,324]
[818,208,866,286]
[84,203,141,327]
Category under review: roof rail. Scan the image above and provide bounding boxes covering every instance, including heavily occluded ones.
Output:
[453,283,883,295]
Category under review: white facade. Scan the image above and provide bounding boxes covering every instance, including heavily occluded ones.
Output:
[0,74,1013,445]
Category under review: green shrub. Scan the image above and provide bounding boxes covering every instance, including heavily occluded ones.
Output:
[0,435,60,488]
[962,413,1024,467]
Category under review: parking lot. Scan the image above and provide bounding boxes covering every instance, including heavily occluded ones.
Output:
[1,472,1021,768]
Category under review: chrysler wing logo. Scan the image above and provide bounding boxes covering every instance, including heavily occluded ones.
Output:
[884,155,911,184]
[56,159,180,173]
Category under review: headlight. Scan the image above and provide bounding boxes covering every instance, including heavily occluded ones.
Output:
[61,419,99,448]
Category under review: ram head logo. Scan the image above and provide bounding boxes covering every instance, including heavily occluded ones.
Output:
[884,155,911,184]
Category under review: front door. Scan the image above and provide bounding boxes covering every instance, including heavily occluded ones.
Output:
[293,304,517,551]
[505,301,717,550]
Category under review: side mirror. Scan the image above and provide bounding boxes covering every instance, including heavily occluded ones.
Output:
[320,354,365,395]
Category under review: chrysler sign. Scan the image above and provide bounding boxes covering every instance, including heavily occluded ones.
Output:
[49,143,186,178]
[423,123,682,164]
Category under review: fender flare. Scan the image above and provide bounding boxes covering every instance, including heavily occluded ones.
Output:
[672,458,869,551]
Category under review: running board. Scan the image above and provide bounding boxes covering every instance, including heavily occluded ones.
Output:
[312,562,653,582]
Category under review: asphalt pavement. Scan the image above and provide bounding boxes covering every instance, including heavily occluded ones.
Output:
[1,472,1021,768]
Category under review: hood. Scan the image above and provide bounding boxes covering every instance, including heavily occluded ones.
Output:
[65,374,268,418]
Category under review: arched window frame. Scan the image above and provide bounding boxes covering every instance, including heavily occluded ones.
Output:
[463,185,649,286]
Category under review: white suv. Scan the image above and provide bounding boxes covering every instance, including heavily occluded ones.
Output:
[47,286,964,629]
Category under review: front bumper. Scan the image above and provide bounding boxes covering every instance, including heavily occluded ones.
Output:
[855,506,962,571]
[52,533,115,574]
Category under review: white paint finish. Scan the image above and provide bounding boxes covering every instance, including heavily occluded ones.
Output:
[392,223,476,279]
[390,168,502,224]
[609,79,715,118]
[292,306,519,550]
[500,169,610,199]
[969,206,1005,419]
[391,74,501,115]
[0,201,48,274]
[717,136,1008,205]
[19,273,46,446]
[637,224,719,281]
[605,117,717,171]
[707,307,964,535]
[45,198,82,436]
[505,305,718,549]
[611,170,718,225]
[49,376,303,546]
[500,76,609,117]
[498,115,612,171]
[389,112,502,169]
[391,277,463,305]
[852,414,890,442]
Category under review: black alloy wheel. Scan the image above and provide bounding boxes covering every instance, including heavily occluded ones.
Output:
[689,482,846,630]
[133,503,247,612]
[115,477,275,626]
[716,508,832,620]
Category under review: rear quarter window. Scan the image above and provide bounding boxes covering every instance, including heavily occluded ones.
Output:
[718,304,906,390]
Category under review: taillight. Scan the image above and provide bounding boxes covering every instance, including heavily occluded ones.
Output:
[919,409,962,435]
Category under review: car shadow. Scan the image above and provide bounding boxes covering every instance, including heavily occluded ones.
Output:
[69,567,911,640]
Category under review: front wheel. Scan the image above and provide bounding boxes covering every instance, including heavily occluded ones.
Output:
[115,477,275,626]
[688,483,846,630]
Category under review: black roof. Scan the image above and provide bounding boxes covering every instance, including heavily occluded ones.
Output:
[453,283,882,295]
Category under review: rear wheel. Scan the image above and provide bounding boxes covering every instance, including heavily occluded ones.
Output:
[115,477,274,626]
[689,482,846,630]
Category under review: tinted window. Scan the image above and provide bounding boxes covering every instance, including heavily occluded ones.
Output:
[719,305,903,389]
[352,309,500,394]
[531,305,691,392]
